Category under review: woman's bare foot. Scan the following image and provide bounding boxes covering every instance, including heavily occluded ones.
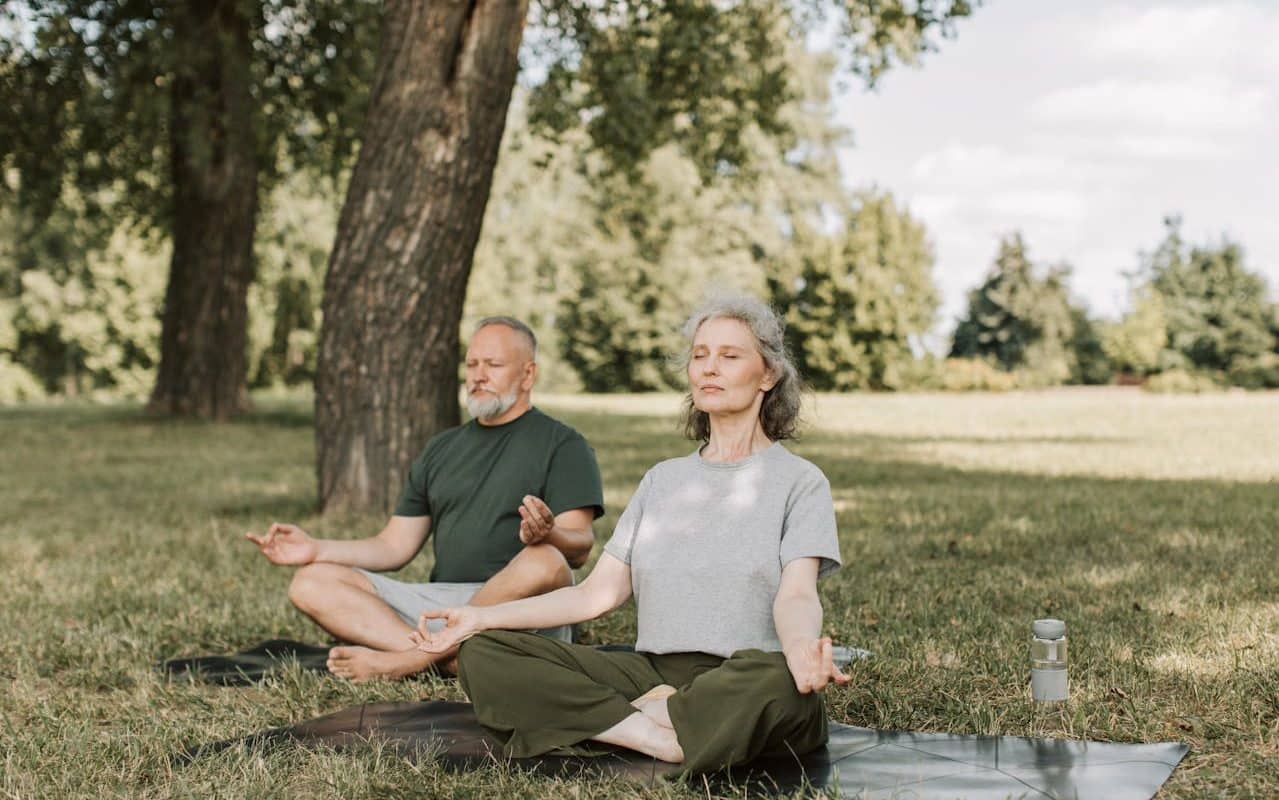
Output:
[326,646,434,681]
[592,711,684,763]
[644,719,684,763]
[631,684,677,729]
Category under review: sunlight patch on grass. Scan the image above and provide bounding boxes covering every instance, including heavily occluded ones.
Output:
[1159,528,1243,552]
[1151,603,1279,678]
[1079,562,1144,589]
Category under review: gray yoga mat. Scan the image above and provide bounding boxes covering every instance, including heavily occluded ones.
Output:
[189,699,1187,798]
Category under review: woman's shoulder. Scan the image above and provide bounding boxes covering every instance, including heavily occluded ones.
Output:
[767,443,831,488]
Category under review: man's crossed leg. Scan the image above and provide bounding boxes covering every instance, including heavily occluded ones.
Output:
[288,542,573,681]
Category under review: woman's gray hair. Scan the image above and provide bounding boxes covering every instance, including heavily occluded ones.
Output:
[678,291,803,443]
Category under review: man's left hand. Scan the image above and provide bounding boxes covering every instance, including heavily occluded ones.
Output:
[518,495,556,545]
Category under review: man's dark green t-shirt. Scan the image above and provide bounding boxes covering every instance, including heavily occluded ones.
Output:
[394,407,605,583]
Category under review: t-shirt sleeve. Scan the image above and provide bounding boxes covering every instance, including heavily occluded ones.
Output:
[393,452,432,517]
[543,431,606,519]
[603,471,651,565]
[780,468,842,578]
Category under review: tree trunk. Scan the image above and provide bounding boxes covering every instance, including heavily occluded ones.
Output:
[316,0,528,512]
[148,1,257,420]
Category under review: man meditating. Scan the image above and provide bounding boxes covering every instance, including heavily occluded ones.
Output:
[245,317,604,681]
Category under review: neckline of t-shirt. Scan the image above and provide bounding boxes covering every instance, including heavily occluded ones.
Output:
[694,440,782,470]
[470,405,541,431]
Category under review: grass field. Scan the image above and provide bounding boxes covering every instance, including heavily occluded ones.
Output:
[1,388,1276,798]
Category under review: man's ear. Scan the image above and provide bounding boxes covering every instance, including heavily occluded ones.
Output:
[522,360,538,391]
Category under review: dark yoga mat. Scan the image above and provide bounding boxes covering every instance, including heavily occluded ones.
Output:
[162,639,333,685]
[161,640,642,686]
[187,699,1188,799]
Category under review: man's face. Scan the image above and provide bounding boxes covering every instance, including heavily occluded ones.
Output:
[464,325,534,420]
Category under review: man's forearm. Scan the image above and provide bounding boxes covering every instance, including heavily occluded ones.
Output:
[542,524,594,567]
[313,537,410,572]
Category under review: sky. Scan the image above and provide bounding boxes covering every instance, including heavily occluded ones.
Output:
[829,0,1279,340]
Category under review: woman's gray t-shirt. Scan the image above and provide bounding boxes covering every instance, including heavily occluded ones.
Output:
[603,442,841,657]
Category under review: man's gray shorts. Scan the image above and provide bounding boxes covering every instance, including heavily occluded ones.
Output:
[356,569,573,643]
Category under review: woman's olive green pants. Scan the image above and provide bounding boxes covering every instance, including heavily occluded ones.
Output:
[456,630,828,774]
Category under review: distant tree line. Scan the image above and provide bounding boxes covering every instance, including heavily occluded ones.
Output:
[2,2,1275,413]
[5,148,1275,405]
[947,218,1278,393]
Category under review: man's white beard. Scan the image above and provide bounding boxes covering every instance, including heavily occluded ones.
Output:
[466,387,518,421]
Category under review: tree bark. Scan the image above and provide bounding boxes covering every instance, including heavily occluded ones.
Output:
[148,1,257,420]
[316,0,529,512]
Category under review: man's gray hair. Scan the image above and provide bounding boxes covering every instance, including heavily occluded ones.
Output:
[474,316,537,360]
[678,291,803,443]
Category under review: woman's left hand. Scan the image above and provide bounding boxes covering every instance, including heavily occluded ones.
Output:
[784,636,852,694]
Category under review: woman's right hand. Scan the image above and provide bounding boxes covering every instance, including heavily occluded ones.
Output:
[411,605,487,653]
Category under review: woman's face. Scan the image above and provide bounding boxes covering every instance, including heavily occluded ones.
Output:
[688,317,775,415]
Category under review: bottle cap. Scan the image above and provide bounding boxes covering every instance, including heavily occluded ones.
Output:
[1033,619,1066,639]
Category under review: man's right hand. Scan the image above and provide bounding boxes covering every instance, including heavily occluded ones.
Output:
[245,522,320,566]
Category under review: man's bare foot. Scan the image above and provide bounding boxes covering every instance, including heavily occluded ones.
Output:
[631,684,677,729]
[326,646,434,681]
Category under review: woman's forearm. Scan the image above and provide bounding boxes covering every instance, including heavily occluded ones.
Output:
[474,553,633,632]
[475,582,605,632]
[773,590,824,654]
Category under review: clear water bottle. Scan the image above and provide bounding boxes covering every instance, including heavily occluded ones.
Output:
[1031,619,1068,701]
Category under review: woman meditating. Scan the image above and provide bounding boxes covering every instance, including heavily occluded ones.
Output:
[412,293,847,773]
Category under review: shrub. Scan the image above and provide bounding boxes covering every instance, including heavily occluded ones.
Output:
[941,358,1016,392]
[1142,369,1223,394]
[0,355,45,404]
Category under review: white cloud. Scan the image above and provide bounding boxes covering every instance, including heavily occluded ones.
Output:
[1030,77,1275,133]
[1089,2,1279,74]
[911,144,1104,186]
[987,190,1090,221]
[832,0,1279,335]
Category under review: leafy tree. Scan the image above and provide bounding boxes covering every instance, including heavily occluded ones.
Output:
[0,183,164,397]
[553,144,770,392]
[0,168,338,399]
[1101,289,1167,376]
[771,189,938,391]
[1067,306,1112,385]
[11,227,166,398]
[249,172,338,388]
[1139,217,1275,380]
[547,42,848,392]
[950,233,1077,384]
[1,0,377,418]
[462,95,598,393]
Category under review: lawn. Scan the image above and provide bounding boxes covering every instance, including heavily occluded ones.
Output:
[1,388,1276,798]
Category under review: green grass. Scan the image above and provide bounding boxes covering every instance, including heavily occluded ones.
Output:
[1,389,1276,798]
